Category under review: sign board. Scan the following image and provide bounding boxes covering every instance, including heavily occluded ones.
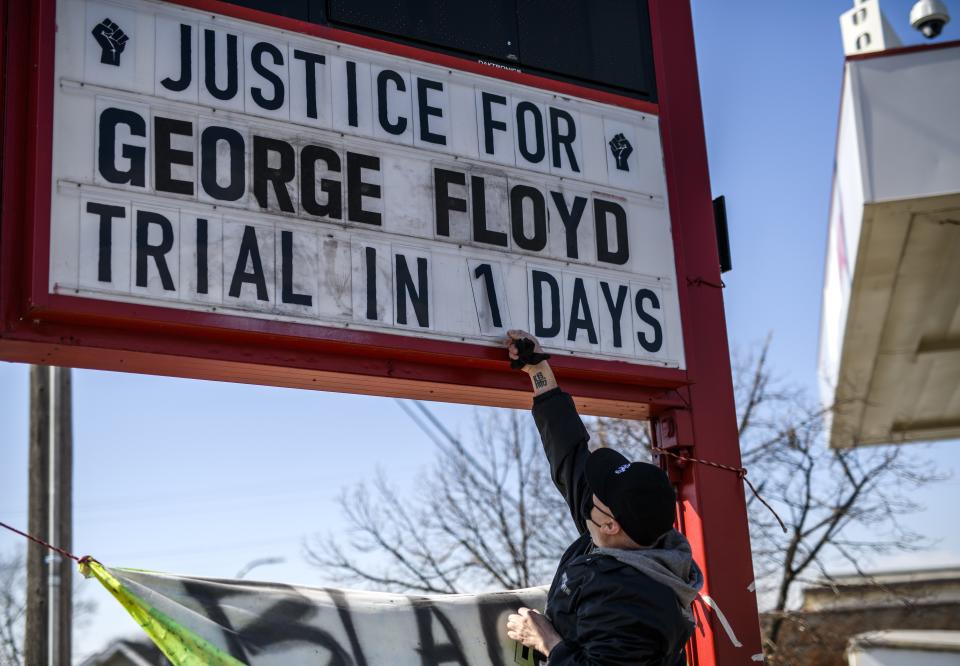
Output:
[47,0,682,370]
[0,0,707,416]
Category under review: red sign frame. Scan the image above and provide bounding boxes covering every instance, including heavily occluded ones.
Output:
[0,0,688,419]
[0,0,763,662]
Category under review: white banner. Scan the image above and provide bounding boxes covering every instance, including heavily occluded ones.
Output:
[83,560,548,665]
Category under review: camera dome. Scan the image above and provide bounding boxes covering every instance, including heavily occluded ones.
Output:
[910,0,951,38]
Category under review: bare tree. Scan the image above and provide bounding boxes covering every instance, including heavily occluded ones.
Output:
[604,338,945,661]
[0,548,26,666]
[748,416,944,659]
[307,338,945,663]
[0,547,97,666]
[306,411,578,593]
[593,334,798,464]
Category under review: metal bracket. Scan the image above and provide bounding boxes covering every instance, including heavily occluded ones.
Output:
[652,408,694,483]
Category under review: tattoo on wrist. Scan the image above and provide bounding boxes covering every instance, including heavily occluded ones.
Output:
[533,372,548,389]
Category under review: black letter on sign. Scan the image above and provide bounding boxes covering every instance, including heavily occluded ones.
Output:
[635,289,663,352]
[376,70,407,135]
[281,230,312,306]
[135,210,175,291]
[474,263,502,328]
[550,107,579,172]
[345,61,359,128]
[196,218,208,295]
[551,192,588,259]
[250,42,285,111]
[594,199,629,265]
[85,202,125,283]
[229,225,268,301]
[434,168,466,237]
[567,278,598,344]
[471,176,507,247]
[203,29,238,101]
[413,604,469,666]
[346,152,381,226]
[98,107,146,187]
[364,246,378,321]
[510,185,547,252]
[416,78,446,145]
[600,282,628,348]
[154,116,194,196]
[200,126,245,201]
[532,270,561,338]
[161,24,192,92]
[516,101,545,164]
[253,136,295,213]
[301,145,342,219]
[395,255,429,328]
[293,50,326,119]
[480,92,507,155]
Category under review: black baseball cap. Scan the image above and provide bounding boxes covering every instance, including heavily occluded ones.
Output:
[585,448,677,546]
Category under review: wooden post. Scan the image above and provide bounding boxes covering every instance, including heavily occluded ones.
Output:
[25,365,49,665]
[25,365,72,665]
[57,367,73,665]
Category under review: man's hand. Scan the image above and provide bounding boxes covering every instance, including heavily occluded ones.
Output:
[504,330,544,374]
[507,607,562,657]
[504,330,558,395]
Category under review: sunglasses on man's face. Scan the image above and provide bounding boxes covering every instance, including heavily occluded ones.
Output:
[587,495,615,527]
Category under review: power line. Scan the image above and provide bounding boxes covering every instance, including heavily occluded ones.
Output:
[393,399,518,504]
[393,399,455,456]
[395,399,493,482]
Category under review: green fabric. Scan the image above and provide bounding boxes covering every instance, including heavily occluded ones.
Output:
[80,559,246,666]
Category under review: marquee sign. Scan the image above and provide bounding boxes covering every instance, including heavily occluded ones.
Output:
[0,0,709,414]
[41,0,684,371]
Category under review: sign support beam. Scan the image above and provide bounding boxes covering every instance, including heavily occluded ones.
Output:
[650,0,764,661]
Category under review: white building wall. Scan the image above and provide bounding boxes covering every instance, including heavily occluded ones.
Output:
[819,70,866,406]
[850,47,960,203]
[818,44,960,417]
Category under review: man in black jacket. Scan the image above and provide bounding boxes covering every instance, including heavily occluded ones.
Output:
[504,330,703,665]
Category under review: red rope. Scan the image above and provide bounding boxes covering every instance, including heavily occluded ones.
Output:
[651,447,788,533]
[686,276,726,289]
[0,520,92,564]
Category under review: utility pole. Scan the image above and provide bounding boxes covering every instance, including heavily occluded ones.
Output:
[25,366,73,665]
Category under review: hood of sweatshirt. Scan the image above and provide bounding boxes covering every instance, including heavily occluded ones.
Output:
[595,529,704,622]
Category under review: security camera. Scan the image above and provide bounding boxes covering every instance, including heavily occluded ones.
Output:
[910,0,951,38]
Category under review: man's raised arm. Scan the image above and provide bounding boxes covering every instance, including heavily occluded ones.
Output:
[504,330,591,533]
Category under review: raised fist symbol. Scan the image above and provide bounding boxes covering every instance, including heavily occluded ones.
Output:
[92,18,128,66]
[608,133,633,171]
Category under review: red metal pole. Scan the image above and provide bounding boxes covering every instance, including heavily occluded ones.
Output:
[648,0,765,664]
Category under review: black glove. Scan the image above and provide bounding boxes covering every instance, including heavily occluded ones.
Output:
[510,338,551,370]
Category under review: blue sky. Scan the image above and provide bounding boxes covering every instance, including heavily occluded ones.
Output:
[2,0,958,659]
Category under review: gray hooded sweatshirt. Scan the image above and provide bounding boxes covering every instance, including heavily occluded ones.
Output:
[596,528,704,623]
